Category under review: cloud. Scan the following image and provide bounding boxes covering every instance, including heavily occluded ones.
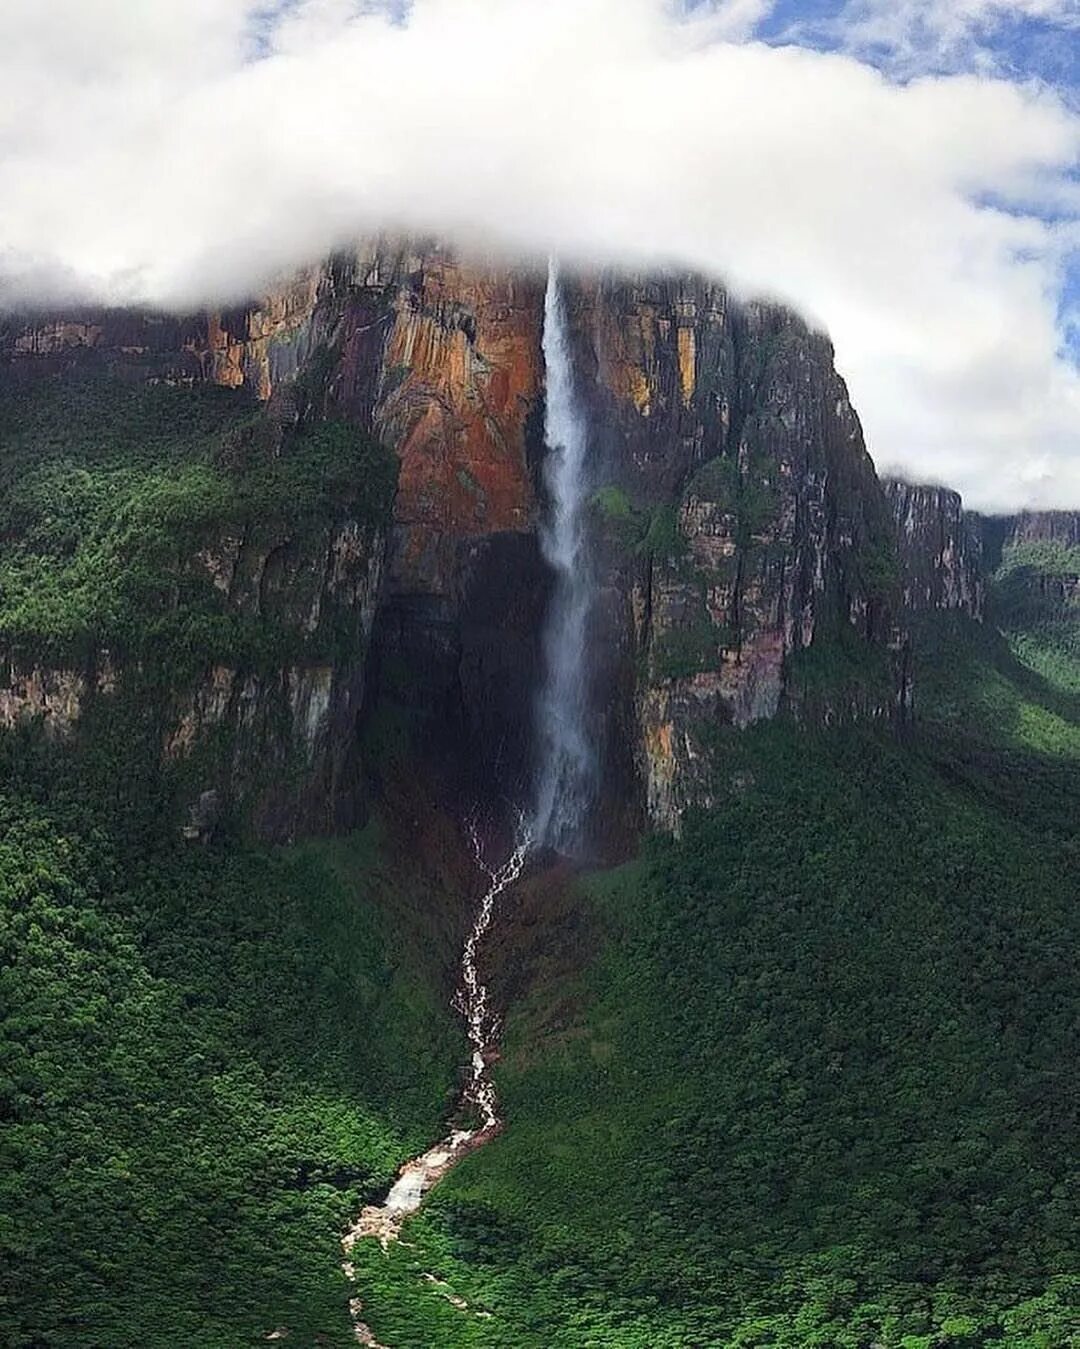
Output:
[1,0,1078,511]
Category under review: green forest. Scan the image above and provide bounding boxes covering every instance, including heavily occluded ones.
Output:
[350,560,1080,1347]
[0,377,464,1346]
[0,375,395,670]
[0,374,1077,1346]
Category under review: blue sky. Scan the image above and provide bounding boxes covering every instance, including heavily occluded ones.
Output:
[757,0,1079,87]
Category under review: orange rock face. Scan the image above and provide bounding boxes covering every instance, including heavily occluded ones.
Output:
[369,252,543,594]
[1,243,543,605]
[202,268,324,397]
[196,244,544,597]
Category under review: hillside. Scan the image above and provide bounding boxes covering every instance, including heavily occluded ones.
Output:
[349,551,1080,1347]
[0,248,1077,1348]
[0,371,468,1346]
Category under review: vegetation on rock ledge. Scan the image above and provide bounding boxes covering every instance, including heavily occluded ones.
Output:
[0,375,396,670]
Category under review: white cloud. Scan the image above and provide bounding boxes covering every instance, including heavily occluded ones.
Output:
[1,0,1078,511]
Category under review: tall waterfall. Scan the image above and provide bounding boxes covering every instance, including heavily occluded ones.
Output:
[531,260,596,852]
[342,263,597,1292]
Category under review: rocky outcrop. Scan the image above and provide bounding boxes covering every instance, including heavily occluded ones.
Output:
[1,662,97,739]
[352,245,543,596]
[162,514,386,841]
[883,479,984,620]
[329,245,549,798]
[562,274,904,833]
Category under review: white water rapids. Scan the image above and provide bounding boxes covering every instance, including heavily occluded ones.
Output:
[342,262,594,1340]
[457,814,532,1130]
[342,824,530,1339]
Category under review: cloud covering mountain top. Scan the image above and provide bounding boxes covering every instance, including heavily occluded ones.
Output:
[1,0,1077,510]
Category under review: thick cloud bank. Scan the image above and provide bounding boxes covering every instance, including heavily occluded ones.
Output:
[1,0,1078,509]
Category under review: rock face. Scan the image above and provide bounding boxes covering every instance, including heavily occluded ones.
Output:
[3,244,918,838]
[1007,511,1080,549]
[992,511,1080,615]
[2,240,548,820]
[883,479,984,620]
[0,269,325,394]
[561,273,904,833]
[2,244,542,584]
[162,514,386,842]
[0,508,385,843]
[350,245,543,595]
[325,244,549,800]
[0,662,98,739]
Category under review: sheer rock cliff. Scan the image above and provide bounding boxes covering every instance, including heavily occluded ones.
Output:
[561,273,906,833]
[883,479,984,621]
[3,244,942,839]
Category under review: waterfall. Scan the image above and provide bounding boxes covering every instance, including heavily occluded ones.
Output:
[531,260,596,852]
[342,263,596,1289]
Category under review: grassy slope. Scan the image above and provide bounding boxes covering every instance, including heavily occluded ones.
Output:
[355,566,1079,1347]
[0,375,462,1347]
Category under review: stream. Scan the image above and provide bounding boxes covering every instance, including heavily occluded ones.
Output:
[341,820,531,1337]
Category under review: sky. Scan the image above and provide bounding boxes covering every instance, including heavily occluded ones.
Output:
[1,0,1077,510]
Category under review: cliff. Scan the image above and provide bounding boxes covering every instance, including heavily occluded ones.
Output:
[3,242,919,839]
[0,376,394,842]
[0,269,325,394]
[2,242,548,822]
[563,274,906,832]
[162,508,386,841]
[330,245,548,799]
[0,511,382,842]
[1006,511,1080,549]
[991,511,1080,630]
[883,479,984,620]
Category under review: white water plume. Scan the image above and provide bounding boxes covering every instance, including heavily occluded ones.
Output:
[531,259,597,852]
